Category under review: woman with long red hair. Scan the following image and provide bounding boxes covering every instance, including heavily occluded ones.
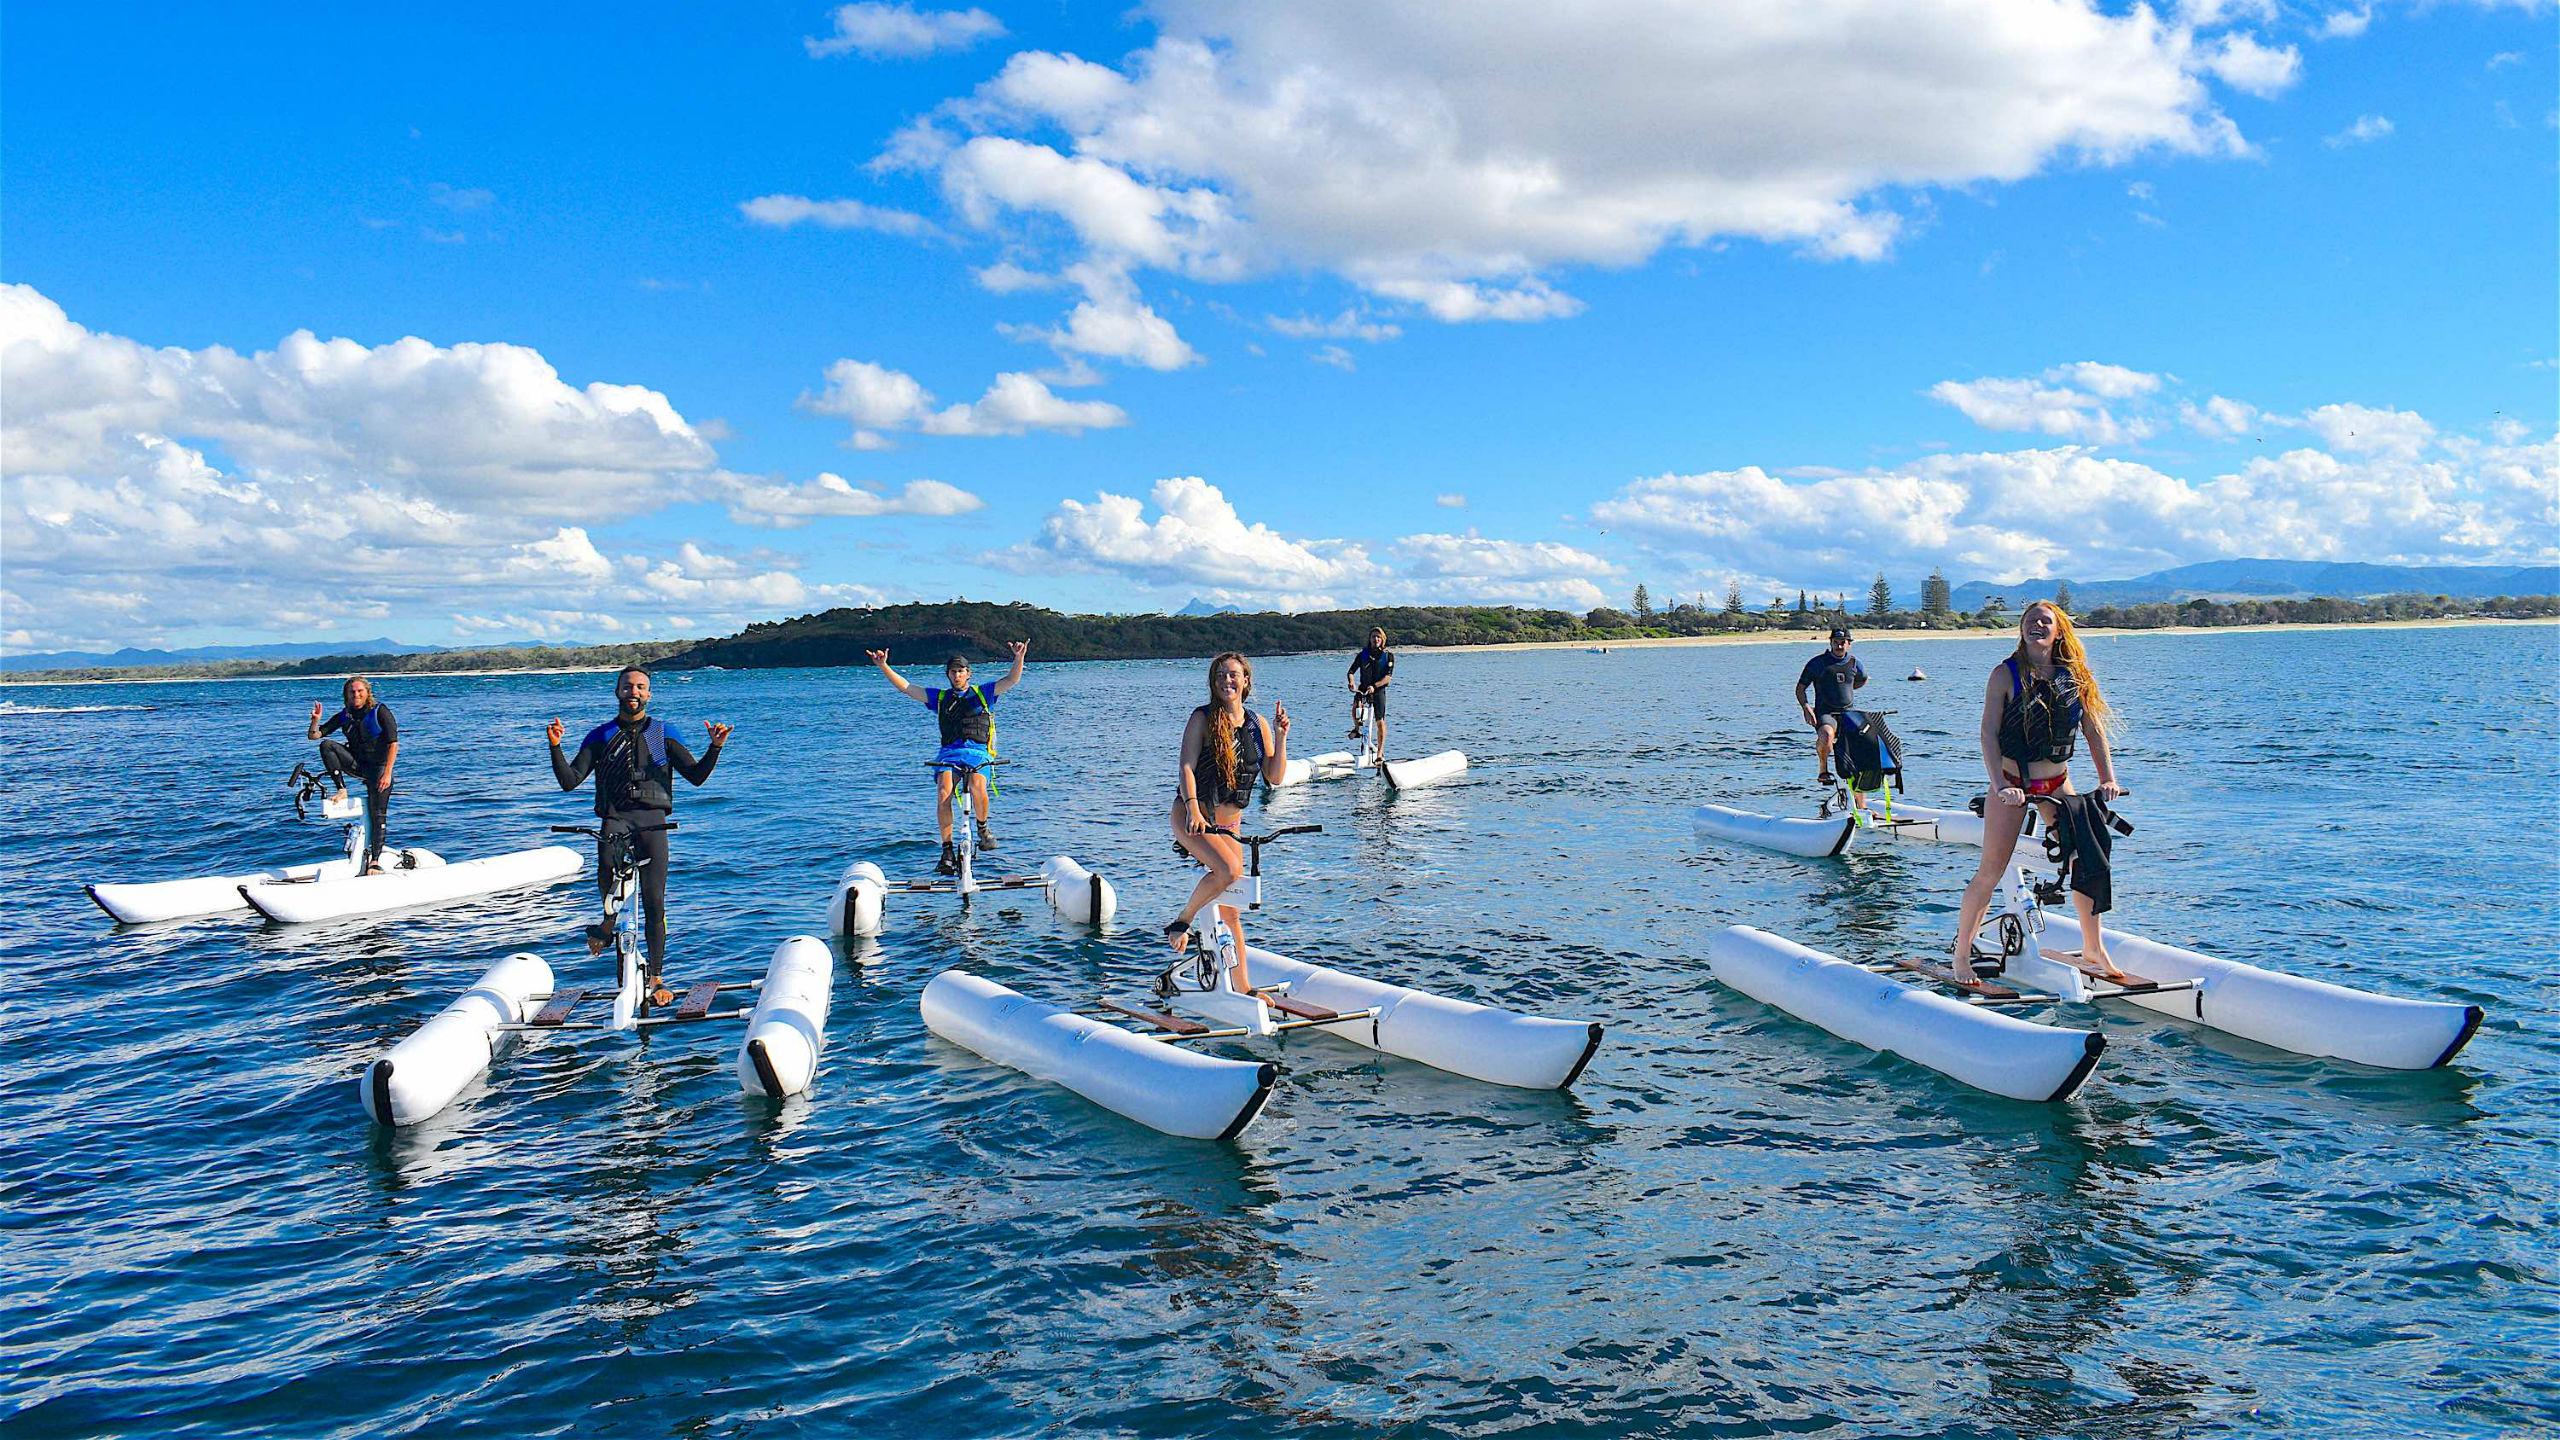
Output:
[1167,652,1291,991]
[1950,601,2131,983]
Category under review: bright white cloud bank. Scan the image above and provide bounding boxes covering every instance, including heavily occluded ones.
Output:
[860,0,2290,367]
[992,476,1613,610]
[0,286,975,651]
[1594,375,2557,595]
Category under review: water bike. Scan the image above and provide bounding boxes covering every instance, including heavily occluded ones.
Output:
[1695,711,1971,857]
[1708,808,2484,1102]
[828,760,1116,935]
[1328,698,1469,790]
[920,824,1604,1140]
[360,819,832,1126]
[87,765,452,924]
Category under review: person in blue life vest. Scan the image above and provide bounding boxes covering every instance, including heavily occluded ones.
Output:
[866,641,1029,875]
[307,676,399,873]
[1346,626,1394,757]
[1794,626,1867,786]
[546,667,729,987]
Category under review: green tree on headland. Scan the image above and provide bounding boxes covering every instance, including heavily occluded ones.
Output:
[1868,573,1893,618]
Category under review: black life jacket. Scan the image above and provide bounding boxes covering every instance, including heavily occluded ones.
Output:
[1997,657,2082,768]
[1191,705,1266,807]
[937,685,994,747]
[584,716,674,812]
[1836,710,1904,794]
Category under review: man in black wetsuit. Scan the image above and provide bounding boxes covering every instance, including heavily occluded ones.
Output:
[1346,626,1394,758]
[307,676,398,873]
[546,667,729,985]
[1794,626,1867,785]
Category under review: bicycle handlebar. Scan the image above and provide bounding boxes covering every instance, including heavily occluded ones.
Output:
[549,821,677,838]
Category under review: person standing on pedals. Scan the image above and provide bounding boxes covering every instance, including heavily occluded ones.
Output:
[307,677,399,874]
[1949,601,2130,985]
[1166,653,1292,991]
[546,667,729,997]
[1346,625,1393,759]
[865,641,1027,876]
[1795,626,1866,786]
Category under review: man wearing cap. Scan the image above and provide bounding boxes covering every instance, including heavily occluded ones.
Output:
[1795,628,1868,786]
[865,640,1029,874]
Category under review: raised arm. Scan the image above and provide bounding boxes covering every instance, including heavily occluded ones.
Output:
[1258,705,1291,783]
[547,717,594,791]
[865,649,925,702]
[667,722,730,786]
[988,640,1029,697]
[307,700,328,741]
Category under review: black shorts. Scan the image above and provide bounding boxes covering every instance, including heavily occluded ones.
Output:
[1357,688,1387,718]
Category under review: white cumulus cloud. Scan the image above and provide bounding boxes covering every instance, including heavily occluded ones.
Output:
[799,358,1129,443]
[739,194,944,238]
[806,3,1004,60]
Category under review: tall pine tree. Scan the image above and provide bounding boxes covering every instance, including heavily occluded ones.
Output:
[1868,573,1893,618]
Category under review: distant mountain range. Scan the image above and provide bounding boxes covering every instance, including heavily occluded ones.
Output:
[0,637,578,673]
[1176,598,1242,617]
[1939,559,2558,611]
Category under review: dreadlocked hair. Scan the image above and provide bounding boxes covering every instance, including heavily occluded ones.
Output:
[2018,601,2112,740]
[1204,652,1253,794]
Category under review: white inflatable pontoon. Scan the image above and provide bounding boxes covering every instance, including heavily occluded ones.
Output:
[1272,751,1359,787]
[828,850,1115,936]
[242,844,583,924]
[1692,803,1860,859]
[1242,946,1602,1089]
[1382,750,1468,789]
[361,935,835,1126]
[87,788,428,924]
[1709,926,2105,1102]
[921,970,1277,1140]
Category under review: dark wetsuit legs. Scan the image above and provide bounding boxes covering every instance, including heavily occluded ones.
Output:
[600,811,671,976]
[317,740,392,866]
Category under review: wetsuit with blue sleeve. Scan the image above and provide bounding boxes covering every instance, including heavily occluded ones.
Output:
[318,702,398,866]
[550,716,721,976]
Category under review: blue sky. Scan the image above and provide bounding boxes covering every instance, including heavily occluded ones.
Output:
[2,0,2551,651]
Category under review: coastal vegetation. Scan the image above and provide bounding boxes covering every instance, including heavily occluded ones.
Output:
[5,593,2551,685]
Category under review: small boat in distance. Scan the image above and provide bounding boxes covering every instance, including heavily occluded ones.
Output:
[1906,668,1927,681]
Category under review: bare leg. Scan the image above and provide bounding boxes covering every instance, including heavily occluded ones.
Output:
[1217,905,1251,991]
[968,769,991,825]
[1950,793,2031,982]
[1815,720,1836,779]
[934,768,957,843]
[2068,892,2126,980]
[1374,709,1388,762]
[1168,802,1243,951]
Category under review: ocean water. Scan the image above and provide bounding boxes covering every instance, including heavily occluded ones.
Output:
[2,624,2554,1439]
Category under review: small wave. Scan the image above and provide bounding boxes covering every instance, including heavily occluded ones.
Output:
[0,700,156,716]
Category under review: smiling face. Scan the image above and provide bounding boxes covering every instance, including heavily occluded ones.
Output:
[2018,603,2059,653]
[343,677,372,709]
[1828,634,1851,657]
[616,668,651,716]
[1210,655,1251,705]
[1369,628,1386,649]
[945,659,971,688]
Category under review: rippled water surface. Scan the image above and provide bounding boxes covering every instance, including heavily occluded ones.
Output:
[4,625,2556,1438]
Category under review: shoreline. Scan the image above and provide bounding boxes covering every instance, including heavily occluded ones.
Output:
[3,615,2549,689]
[1422,613,2556,655]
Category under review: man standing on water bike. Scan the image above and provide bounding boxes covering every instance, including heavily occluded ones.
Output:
[866,641,1028,875]
[1795,626,1867,786]
[546,667,729,991]
[1346,626,1393,758]
[306,676,399,873]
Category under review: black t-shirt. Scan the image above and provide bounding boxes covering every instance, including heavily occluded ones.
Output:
[1797,652,1865,716]
[1350,646,1394,689]
[322,703,399,768]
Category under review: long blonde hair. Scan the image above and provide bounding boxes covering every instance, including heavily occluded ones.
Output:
[1204,652,1253,793]
[2017,601,2112,738]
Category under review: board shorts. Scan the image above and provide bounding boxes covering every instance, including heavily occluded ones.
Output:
[1356,688,1386,719]
[933,741,993,772]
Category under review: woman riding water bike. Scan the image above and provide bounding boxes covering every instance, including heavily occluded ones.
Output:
[1949,601,2130,984]
[1166,653,1292,992]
